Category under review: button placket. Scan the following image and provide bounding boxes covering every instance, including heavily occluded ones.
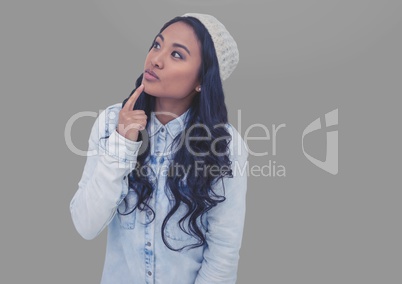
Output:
[143,119,175,283]
[144,188,155,283]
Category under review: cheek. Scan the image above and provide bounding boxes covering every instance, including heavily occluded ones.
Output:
[175,72,197,92]
[162,70,197,97]
[165,67,196,86]
[178,66,199,85]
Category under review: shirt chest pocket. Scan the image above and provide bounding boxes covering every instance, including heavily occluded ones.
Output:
[165,203,207,245]
[117,188,138,230]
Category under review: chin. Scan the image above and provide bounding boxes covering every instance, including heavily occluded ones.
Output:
[142,84,158,96]
[144,89,160,97]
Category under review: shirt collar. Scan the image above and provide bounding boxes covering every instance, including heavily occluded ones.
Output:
[148,108,190,139]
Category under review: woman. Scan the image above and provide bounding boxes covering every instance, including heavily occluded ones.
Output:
[70,13,248,284]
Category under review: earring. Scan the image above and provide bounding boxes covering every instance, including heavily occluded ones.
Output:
[196,86,201,92]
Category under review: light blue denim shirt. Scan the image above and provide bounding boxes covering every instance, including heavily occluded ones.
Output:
[70,103,248,284]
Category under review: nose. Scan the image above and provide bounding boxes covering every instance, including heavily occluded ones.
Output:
[151,52,164,69]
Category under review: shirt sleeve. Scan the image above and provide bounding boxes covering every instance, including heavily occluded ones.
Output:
[195,125,249,284]
[69,105,143,240]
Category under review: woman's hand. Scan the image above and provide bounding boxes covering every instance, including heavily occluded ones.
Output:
[117,84,147,141]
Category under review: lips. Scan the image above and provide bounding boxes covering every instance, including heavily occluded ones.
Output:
[144,69,159,80]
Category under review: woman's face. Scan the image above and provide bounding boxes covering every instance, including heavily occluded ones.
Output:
[142,21,202,101]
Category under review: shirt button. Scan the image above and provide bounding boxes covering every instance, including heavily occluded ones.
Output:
[147,210,153,216]
[161,127,165,133]
[147,271,152,276]
[146,241,151,246]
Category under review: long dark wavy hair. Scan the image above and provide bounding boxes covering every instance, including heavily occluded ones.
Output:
[120,16,233,251]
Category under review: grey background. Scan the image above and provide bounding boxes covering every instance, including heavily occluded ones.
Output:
[1,0,401,283]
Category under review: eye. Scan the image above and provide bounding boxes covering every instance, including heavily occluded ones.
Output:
[172,51,183,59]
[152,41,161,49]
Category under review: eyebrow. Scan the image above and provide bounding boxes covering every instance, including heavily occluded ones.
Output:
[156,34,191,55]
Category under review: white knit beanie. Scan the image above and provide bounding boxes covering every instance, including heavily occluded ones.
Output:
[182,13,239,81]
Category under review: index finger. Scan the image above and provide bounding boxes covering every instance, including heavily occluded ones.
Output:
[123,84,145,111]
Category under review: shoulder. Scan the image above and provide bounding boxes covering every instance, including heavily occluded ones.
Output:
[89,103,122,138]
[101,103,122,121]
[100,102,122,120]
